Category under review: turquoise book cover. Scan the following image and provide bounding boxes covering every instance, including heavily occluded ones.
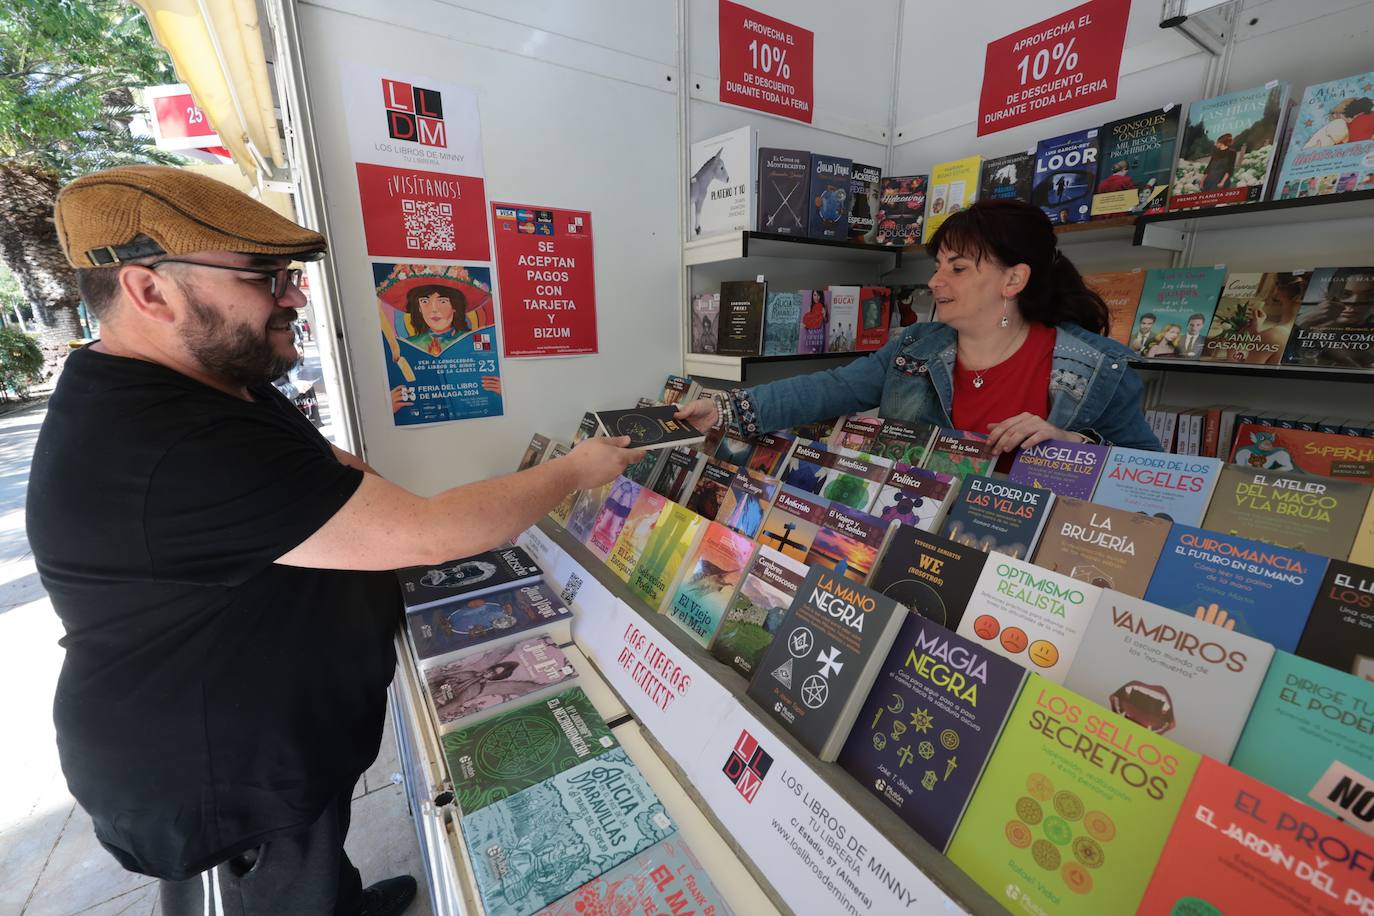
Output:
[462,748,677,916]
[1229,651,1374,828]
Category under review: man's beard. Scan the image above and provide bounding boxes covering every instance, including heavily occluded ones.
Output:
[184,298,299,386]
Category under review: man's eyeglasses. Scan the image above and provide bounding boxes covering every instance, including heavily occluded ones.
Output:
[149,259,303,299]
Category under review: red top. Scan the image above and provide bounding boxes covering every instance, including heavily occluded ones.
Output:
[952,321,1056,471]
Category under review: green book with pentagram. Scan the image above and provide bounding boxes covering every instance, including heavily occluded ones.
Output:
[441,687,618,814]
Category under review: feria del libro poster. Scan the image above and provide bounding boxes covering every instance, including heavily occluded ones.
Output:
[340,61,503,426]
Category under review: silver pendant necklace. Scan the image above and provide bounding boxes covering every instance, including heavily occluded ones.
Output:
[967,323,1027,390]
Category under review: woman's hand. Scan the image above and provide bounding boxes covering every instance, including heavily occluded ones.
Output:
[986,412,1076,456]
[674,397,720,434]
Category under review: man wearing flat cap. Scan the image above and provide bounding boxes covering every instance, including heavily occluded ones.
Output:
[26,166,643,916]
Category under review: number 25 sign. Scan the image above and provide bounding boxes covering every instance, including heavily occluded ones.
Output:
[977,0,1130,136]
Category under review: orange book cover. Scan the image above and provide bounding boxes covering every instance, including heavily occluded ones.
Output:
[1230,423,1374,484]
[1084,270,1147,346]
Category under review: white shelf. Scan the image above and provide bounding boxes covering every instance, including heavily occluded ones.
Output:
[684,229,905,267]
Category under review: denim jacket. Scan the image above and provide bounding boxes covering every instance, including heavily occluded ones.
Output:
[730,321,1161,451]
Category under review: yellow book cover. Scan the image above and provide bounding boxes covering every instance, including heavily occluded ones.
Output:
[922,154,982,243]
[627,503,706,611]
[1351,489,1374,565]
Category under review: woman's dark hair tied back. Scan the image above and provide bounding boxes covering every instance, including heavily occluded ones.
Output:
[925,199,1109,336]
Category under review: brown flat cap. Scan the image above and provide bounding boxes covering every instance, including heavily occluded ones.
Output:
[54,165,326,268]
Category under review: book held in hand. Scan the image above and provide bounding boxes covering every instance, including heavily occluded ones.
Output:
[746,566,910,761]
[593,404,704,450]
[838,615,1025,852]
[397,546,542,612]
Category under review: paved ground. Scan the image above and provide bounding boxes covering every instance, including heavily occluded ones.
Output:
[0,347,431,916]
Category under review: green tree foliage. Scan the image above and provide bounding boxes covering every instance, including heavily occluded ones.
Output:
[0,0,181,355]
[0,0,179,174]
[0,326,44,398]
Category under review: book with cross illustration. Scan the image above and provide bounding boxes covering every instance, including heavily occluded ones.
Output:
[745,565,908,761]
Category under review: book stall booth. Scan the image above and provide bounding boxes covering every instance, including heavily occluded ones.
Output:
[254,0,1374,912]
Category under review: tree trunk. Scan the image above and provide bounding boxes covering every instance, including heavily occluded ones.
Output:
[0,164,84,372]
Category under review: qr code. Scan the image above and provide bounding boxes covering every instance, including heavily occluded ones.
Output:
[560,572,583,607]
[401,199,455,251]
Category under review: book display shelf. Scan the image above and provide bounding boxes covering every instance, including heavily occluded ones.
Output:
[684,186,1374,388]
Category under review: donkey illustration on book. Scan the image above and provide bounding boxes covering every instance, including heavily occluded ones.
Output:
[690,147,730,236]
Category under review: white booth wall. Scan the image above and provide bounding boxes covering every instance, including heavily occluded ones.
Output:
[296,0,683,494]
[297,0,1374,491]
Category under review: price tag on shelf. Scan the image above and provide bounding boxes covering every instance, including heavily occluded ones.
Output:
[718,0,814,124]
[977,0,1130,136]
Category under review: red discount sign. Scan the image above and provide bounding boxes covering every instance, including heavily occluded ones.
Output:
[491,203,598,358]
[145,84,220,151]
[718,0,814,124]
[977,0,1130,136]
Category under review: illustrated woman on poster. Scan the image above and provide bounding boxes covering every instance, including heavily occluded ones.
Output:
[376,263,504,425]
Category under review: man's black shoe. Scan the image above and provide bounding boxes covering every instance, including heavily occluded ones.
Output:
[358,875,418,916]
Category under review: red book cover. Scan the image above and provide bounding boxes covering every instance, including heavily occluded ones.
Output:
[855,286,891,351]
[1138,756,1374,915]
[1231,423,1374,483]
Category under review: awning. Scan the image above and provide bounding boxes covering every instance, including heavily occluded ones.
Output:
[132,0,286,187]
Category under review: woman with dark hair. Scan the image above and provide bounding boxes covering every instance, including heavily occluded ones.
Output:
[403,282,470,356]
[675,199,1159,463]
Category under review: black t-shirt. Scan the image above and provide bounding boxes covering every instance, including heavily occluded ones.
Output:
[27,347,400,880]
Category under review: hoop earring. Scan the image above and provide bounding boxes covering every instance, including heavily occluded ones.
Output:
[1000,298,1010,329]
